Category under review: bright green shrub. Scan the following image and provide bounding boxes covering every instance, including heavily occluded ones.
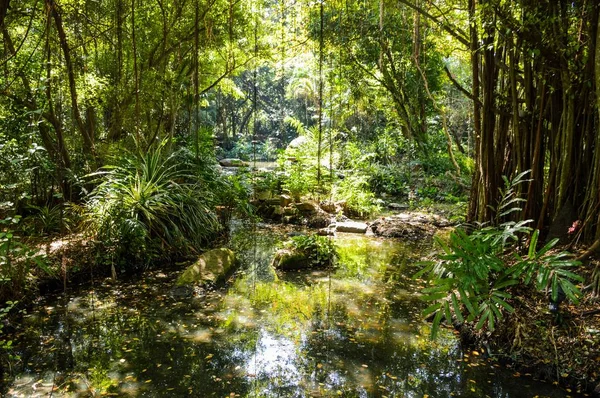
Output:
[335,174,379,218]
[290,234,337,268]
[417,171,583,338]
[85,142,220,267]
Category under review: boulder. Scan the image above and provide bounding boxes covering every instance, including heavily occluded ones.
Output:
[280,194,293,207]
[307,212,330,228]
[283,206,297,216]
[295,202,318,213]
[271,248,310,270]
[219,158,248,167]
[336,221,368,234]
[287,136,309,149]
[368,218,430,239]
[388,202,409,211]
[177,248,236,286]
[255,190,273,201]
[317,227,335,236]
[265,197,281,206]
[319,200,337,213]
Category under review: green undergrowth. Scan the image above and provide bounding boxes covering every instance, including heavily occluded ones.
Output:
[417,171,583,339]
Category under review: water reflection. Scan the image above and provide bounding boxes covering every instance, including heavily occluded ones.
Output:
[1,226,576,397]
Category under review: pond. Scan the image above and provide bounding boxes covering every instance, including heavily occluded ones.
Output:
[1,224,577,397]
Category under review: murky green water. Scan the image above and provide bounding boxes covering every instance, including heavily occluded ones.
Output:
[1,225,576,397]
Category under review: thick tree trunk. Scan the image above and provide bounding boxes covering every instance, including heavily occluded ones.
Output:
[0,0,9,29]
[467,0,482,222]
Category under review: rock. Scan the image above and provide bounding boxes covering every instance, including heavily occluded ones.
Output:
[219,158,249,167]
[317,228,335,236]
[319,200,337,213]
[283,206,297,216]
[287,136,308,149]
[255,190,273,201]
[369,218,430,239]
[280,194,293,207]
[265,197,281,206]
[271,248,310,270]
[176,248,236,286]
[307,212,329,228]
[336,214,351,222]
[295,202,318,213]
[336,221,368,234]
[388,202,409,210]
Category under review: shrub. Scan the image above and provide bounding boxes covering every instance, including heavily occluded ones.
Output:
[214,172,255,228]
[417,171,583,338]
[1,216,51,301]
[335,174,380,218]
[85,142,220,267]
[290,234,337,268]
[369,164,410,197]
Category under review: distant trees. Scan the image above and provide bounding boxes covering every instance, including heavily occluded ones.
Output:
[0,0,258,205]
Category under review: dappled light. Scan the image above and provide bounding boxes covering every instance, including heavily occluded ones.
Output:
[1,226,578,397]
[1,0,599,395]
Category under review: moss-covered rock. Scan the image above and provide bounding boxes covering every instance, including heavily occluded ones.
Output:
[271,235,337,271]
[177,248,236,286]
[271,248,310,270]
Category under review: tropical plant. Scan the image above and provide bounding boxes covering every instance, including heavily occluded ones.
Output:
[290,234,337,268]
[417,171,583,338]
[0,216,51,301]
[214,172,255,228]
[334,174,380,218]
[25,204,63,235]
[85,142,220,267]
[278,116,338,199]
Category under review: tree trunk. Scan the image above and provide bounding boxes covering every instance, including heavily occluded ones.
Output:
[46,0,96,161]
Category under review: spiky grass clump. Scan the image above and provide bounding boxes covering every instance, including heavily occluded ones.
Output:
[85,143,220,267]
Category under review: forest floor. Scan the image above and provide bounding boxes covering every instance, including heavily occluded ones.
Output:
[459,254,600,396]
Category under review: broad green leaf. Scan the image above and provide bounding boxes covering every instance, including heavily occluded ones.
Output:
[451,293,464,323]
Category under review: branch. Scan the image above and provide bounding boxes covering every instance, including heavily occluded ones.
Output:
[199,56,254,96]
[443,64,481,106]
[576,238,600,262]
[397,0,469,47]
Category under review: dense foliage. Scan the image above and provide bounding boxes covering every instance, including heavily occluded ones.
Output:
[85,142,221,267]
[418,172,583,338]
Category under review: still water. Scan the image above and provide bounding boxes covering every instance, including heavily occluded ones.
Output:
[1,224,576,397]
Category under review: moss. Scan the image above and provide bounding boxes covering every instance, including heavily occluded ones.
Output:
[176,248,236,286]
